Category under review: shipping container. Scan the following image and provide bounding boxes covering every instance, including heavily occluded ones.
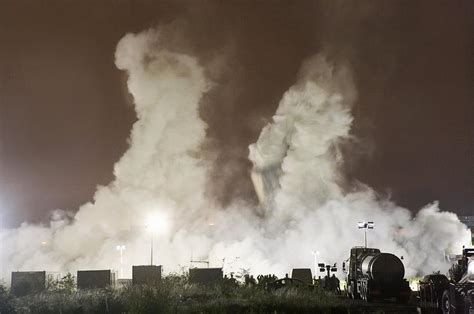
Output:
[189,268,223,286]
[132,265,162,285]
[77,270,115,289]
[11,271,46,296]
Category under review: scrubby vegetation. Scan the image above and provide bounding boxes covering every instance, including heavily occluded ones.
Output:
[46,273,76,294]
[1,274,417,313]
[0,282,14,314]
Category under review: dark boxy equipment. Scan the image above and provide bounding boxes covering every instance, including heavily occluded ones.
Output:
[11,271,46,296]
[77,270,114,289]
[189,268,223,286]
[345,247,411,302]
[291,268,313,285]
[132,265,162,285]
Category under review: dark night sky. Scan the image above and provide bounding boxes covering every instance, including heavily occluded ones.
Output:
[0,0,472,227]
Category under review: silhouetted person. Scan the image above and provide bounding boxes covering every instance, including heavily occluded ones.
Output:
[314,276,322,288]
[249,275,256,287]
[229,273,237,286]
[244,274,249,286]
[331,274,340,293]
[323,275,329,288]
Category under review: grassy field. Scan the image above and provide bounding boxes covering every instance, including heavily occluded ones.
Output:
[0,274,418,313]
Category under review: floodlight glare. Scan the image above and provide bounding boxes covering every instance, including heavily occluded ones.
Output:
[145,211,169,266]
[116,245,126,278]
[146,212,169,234]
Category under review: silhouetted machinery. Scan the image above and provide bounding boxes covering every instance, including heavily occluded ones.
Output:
[418,273,450,312]
[344,247,411,302]
[418,247,474,313]
[317,263,340,293]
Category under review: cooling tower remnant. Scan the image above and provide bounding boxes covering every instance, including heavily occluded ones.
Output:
[250,166,282,208]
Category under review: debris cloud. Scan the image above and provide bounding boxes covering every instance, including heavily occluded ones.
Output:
[248,54,470,275]
[0,26,470,282]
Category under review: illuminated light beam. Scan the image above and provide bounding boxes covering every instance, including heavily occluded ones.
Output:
[146,212,169,235]
[145,211,170,266]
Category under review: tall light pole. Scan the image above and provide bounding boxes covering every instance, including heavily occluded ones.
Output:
[358,221,374,248]
[146,212,169,266]
[147,224,156,266]
[150,233,154,265]
[116,245,126,278]
[311,250,320,278]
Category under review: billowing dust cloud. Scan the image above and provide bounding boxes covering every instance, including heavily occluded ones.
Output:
[247,54,470,275]
[0,27,470,281]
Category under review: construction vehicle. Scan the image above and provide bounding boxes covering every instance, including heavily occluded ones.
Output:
[418,273,450,312]
[418,247,474,313]
[343,246,411,302]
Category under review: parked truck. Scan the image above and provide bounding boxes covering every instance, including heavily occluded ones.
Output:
[418,247,474,313]
[343,246,411,302]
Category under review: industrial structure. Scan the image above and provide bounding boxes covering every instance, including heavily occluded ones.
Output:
[344,247,411,302]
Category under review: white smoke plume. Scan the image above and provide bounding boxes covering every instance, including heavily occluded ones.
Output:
[0,28,216,280]
[247,54,470,275]
[0,28,470,283]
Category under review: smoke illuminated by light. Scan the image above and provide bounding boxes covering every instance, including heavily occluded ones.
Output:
[0,25,470,283]
[146,212,169,234]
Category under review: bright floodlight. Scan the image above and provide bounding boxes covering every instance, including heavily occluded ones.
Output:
[146,212,169,234]
[358,221,374,229]
[358,221,375,247]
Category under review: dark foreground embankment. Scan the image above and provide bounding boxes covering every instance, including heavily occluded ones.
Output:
[0,275,418,313]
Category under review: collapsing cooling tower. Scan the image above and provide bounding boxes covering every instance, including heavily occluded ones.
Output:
[250,166,281,209]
